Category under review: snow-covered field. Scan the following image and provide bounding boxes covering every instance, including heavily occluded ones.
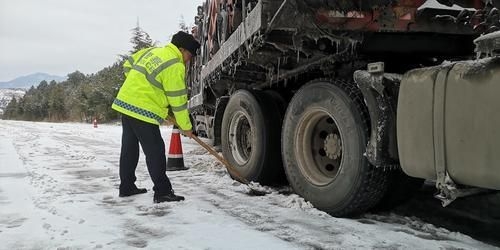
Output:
[0,120,497,250]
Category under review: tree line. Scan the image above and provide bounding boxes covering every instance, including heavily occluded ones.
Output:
[2,25,155,123]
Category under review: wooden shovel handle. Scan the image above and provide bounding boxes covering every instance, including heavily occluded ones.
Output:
[190,135,250,185]
[166,117,250,185]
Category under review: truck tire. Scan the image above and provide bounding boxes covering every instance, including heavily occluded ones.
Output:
[263,90,288,184]
[371,168,424,211]
[264,90,288,116]
[282,79,389,216]
[221,90,283,184]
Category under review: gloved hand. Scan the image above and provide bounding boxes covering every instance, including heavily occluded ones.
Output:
[165,115,176,126]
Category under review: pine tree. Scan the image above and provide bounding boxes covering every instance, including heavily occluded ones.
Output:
[3,97,17,119]
[48,84,66,121]
[130,19,155,54]
[179,15,189,33]
[67,71,86,85]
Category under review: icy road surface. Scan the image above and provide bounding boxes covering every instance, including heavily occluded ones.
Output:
[0,120,497,249]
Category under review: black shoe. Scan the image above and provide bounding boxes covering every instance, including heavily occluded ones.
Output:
[153,193,185,203]
[119,188,147,197]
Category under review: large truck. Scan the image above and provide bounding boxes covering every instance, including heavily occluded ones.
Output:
[186,0,500,216]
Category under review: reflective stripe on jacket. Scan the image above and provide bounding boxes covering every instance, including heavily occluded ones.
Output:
[112,43,192,130]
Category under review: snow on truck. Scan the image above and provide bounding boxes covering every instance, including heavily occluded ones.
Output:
[186,0,500,216]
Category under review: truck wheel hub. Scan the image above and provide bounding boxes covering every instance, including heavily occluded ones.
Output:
[228,111,252,165]
[324,134,342,160]
[294,109,343,186]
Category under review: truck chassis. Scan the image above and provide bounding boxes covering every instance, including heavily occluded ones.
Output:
[187,0,499,216]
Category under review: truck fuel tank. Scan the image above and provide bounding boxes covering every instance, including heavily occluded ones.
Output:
[397,56,500,190]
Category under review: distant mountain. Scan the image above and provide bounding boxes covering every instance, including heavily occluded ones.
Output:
[0,88,26,116]
[0,73,67,89]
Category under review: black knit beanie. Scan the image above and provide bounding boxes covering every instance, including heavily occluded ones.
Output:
[171,31,200,56]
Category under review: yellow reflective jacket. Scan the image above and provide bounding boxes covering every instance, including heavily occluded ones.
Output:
[112,43,192,130]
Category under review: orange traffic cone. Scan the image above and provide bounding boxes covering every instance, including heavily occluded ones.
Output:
[166,125,188,171]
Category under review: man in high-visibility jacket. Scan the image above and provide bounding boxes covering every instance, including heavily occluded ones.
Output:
[112,31,200,203]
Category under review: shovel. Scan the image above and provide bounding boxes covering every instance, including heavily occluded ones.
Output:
[167,117,268,196]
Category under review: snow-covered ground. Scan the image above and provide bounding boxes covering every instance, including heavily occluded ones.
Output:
[0,120,497,250]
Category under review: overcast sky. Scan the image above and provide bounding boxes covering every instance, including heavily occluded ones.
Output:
[0,0,201,82]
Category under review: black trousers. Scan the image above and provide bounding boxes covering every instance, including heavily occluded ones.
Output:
[119,114,172,195]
